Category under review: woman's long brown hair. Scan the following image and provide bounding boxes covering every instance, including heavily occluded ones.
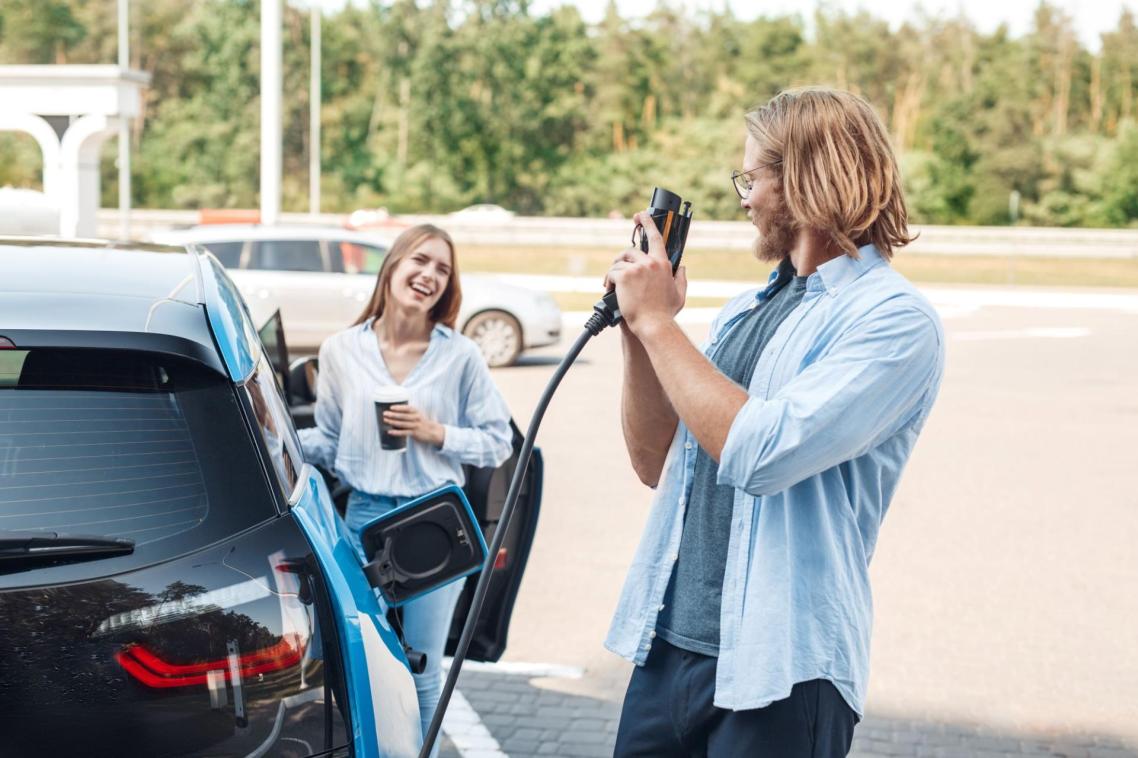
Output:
[353,224,463,328]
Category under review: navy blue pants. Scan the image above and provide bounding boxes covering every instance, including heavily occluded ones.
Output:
[614,639,858,757]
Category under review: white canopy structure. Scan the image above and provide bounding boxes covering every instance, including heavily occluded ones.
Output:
[0,65,149,237]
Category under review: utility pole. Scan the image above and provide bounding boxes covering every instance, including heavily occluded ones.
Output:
[261,0,282,225]
[118,0,130,239]
[310,4,321,217]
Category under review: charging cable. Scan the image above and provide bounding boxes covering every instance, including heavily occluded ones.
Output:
[418,309,609,757]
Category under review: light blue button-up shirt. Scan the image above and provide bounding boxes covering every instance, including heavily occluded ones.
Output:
[605,245,945,716]
[299,319,513,497]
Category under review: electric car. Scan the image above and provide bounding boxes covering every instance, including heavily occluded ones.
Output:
[0,238,542,757]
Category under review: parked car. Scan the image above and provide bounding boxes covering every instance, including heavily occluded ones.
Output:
[0,238,542,757]
[152,225,561,367]
[446,204,515,223]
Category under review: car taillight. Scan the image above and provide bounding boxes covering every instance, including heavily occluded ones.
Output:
[116,634,305,689]
[494,547,508,570]
[0,336,14,348]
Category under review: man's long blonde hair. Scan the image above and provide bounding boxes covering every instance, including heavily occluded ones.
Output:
[745,87,914,259]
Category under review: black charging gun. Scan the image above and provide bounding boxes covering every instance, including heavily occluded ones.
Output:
[419,187,693,758]
[594,187,694,329]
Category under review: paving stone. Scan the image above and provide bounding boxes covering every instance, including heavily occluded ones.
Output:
[500,739,540,756]
[480,713,518,727]
[557,743,615,758]
[570,718,608,732]
[450,667,1138,758]
[559,730,610,745]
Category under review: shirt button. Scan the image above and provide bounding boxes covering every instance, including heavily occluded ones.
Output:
[684,442,692,450]
[678,497,685,506]
[649,631,657,639]
[658,604,666,612]
[670,553,679,562]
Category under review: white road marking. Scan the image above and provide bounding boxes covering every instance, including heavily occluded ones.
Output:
[444,659,584,679]
[441,688,508,758]
[434,660,585,757]
[951,327,1092,341]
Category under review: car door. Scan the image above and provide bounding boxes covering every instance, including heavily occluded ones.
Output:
[242,239,340,353]
[448,422,543,662]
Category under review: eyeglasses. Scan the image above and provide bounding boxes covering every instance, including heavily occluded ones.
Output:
[731,160,781,199]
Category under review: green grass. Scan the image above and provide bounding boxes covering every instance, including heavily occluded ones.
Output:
[460,244,1138,289]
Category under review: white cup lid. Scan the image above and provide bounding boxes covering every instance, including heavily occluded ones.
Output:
[373,386,410,404]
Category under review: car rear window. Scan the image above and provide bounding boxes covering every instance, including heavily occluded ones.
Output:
[0,348,278,586]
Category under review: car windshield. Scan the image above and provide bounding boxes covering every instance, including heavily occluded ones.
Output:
[0,348,277,585]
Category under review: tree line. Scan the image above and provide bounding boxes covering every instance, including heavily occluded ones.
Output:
[1,0,1137,227]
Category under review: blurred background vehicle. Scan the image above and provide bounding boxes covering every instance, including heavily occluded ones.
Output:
[153,225,561,367]
[446,204,515,224]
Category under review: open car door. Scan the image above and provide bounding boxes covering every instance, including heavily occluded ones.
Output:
[447,422,542,662]
[270,315,542,664]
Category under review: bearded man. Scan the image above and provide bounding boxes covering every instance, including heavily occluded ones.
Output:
[603,87,945,757]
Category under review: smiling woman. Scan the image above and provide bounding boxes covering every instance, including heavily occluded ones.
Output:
[297,223,514,758]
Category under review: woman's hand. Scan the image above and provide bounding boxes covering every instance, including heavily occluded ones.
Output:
[383,404,446,448]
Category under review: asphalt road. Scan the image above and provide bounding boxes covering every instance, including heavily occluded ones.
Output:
[483,284,1138,749]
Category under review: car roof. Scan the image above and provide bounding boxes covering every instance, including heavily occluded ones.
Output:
[0,237,251,377]
[153,224,394,245]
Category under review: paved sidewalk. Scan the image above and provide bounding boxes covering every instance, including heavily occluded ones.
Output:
[439,668,1138,758]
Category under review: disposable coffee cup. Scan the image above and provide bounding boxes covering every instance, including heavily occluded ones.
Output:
[374,386,411,452]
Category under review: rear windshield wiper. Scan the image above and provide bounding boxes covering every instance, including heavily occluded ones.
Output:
[0,531,135,572]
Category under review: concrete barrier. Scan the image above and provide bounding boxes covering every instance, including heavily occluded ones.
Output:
[98,208,1138,260]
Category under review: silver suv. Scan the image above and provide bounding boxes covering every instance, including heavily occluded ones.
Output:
[153,225,562,366]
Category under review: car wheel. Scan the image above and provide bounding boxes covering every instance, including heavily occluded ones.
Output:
[463,310,522,367]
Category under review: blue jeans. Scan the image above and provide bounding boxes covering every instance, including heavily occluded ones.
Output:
[346,490,465,758]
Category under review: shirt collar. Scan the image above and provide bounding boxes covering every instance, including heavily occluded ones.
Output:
[812,244,886,297]
[361,317,452,340]
[754,257,797,302]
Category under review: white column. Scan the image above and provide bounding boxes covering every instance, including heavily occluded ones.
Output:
[261,0,282,225]
[59,114,118,237]
[0,113,62,200]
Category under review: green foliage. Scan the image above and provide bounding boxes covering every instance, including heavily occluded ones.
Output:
[1,0,1138,228]
[1099,121,1138,226]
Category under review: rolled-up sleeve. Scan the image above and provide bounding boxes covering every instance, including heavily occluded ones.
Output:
[439,350,513,468]
[718,304,942,497]
[298,341,343,470]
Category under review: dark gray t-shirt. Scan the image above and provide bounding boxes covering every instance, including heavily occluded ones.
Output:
[656,267,809,656]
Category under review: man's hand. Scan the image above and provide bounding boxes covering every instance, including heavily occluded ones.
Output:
[604,210,687,336]
[383,404,446,447]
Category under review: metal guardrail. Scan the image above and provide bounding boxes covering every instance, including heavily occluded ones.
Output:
[97,209,1138,259]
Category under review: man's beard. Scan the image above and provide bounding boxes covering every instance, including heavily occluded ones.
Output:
[751,194,797,263]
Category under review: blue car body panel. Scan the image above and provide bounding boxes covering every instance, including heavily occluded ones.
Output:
[291,467,422,758]
[195,250,260,382]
